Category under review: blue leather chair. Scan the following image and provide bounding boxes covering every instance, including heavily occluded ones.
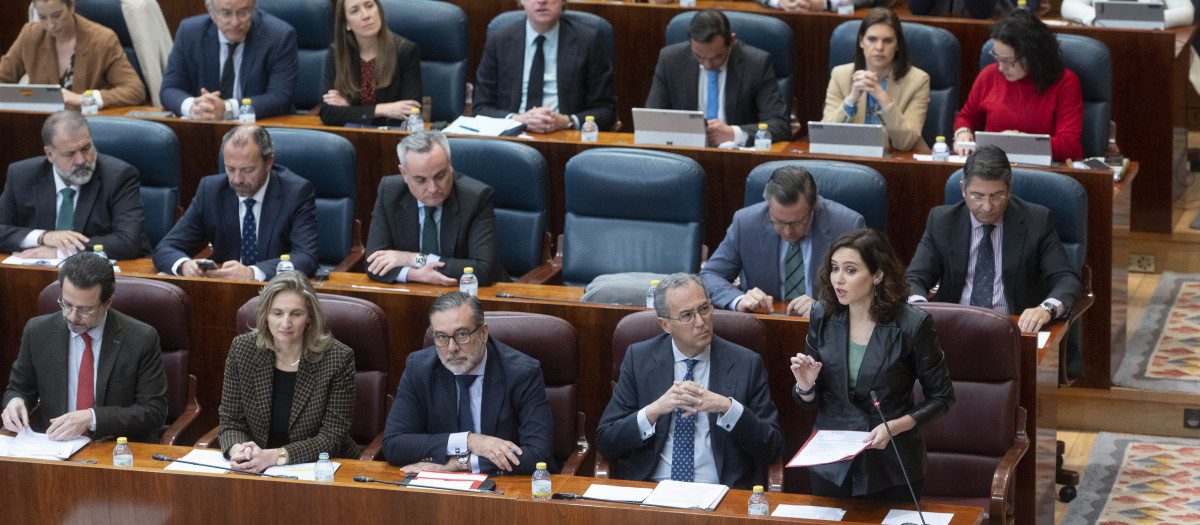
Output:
[74,0,148,100]
[487,10,615,63]
[383,0,469,123]
[744,160,887,232]
[979,35,1111,159]
[829,21,960,148]
[85,116,180,247]
[258,0,333,112]
[664,11,793,112]
[558,148,706,287]
[447,138,550,280]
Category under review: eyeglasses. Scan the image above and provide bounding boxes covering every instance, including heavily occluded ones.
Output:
[661,301,714,324]
[211,7,253,22]
[988,50,1019,67]
[966,192,1010,204]
[770,210,813,231]
[57,297,102,318]
[432,324,482,347]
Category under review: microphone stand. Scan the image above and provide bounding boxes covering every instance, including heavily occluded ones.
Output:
[151,454,298,479]
[869,391,927,525]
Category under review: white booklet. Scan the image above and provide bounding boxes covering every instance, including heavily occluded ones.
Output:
[640,480,729,511]
[788,430,872,468]
[164,448,230,474]
[882,509,955,525]
[581,484,654,503]
[5,427,90,460]
[443,115,525,137]
[771,504,847,520]
[2,255,62,267]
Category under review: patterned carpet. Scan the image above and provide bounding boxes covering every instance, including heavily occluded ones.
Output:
[1062,433,1200,525]
[1114,272,1200,393]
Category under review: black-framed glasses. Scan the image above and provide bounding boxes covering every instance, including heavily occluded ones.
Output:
[966,191,1010,204]
[988,50,1018,67]
[661,301,714,324]
[432,325,482,347]
[57,297,101,318]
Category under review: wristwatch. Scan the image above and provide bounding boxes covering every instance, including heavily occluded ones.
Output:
[276,447,288,466]
[457,454,470,472]
[413,253,428,269]
[1039,301,1057,318]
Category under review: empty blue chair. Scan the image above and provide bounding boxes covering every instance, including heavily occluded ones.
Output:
[85,116,180,247]
[259,0,333,112]
[829,21,960,147]
[665,11,793,111]
[487,10,615,63]
[745,160,887,233]
[383,0,469,123]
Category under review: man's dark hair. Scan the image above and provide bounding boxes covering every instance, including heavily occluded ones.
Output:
[59,252,116,303]
[962,145,1013,187]
[688,9,732,45]
[762,165,818,208]
[429,291,485,327]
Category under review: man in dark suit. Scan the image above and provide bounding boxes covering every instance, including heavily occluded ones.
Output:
[365,131,507,286]
[596,273,784,490]
[2,252,167,443]
[473,0,616,132]
[701,166,864,317]
[645,9,789,147]
[152,125,318,281]
[381,292,554,475]
[0,111,150,260]
[160,0,298,120]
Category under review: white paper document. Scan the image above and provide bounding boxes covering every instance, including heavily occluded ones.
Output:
[640,480,729,510]
[164,449,230,473]
[0,434,14,456]
[264,461,340,481]
[581,484,654,503]
[5,427,90,460]
[408,469,490,490]
[911,154,968,164]
[771,504,847,520]
[443,115,524,137]
[788,430,872,467]
[1038,331,1050,349]
[2,255,62,267]
[882,509,955,525]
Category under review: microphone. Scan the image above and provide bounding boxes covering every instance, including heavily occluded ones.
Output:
[354,475,505,495]
[869,391,927,525]
[496,292,580,303]
[152,453,298,479]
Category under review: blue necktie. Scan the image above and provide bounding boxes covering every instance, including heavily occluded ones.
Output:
[670,358,699,482]
[241,199,258,266]
[456,374,477,433]
[705,70,719,120]
[970,224,996,309]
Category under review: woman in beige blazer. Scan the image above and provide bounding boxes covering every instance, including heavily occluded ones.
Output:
[821,8,929,151]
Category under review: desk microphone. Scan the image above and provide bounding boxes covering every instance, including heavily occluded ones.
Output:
[353,475,505,495]
[869,391,927,525]
[151,454,298,479]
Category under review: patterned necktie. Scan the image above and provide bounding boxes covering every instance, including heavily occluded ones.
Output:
[784,241,806,301]
[705,70,720,120]
[57,187,76,231]
[421,206,439,256]
[455,374,477,433]
[670,358,699,482]
[241,199,258,266]
[220,42,239,98]
[527,35,546,109]
[970,224,996,309]
[77,333,94,437]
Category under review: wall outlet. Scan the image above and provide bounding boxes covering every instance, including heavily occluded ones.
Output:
[1185,408,1200,429]
[1130,254,1156,273]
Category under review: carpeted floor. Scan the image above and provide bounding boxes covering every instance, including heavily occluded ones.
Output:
[1114,272,1200,393]
[1062,432,1200,525]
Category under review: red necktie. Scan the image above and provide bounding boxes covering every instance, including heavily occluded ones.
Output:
[77,333,94,436]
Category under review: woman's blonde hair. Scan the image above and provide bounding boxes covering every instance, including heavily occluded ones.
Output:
[253,271,333,362]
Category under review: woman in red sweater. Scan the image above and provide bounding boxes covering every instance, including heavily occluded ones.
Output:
[953,10,1082,161]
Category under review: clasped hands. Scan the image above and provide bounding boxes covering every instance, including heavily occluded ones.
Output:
[646,380,731,423]
[190,88,229,120]
[228,441,280,472]
[513,107,571,133]
[848,70,892,110]
[365,250,457,285]
[399,433,524,474]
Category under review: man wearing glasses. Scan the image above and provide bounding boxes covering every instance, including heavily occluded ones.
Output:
[596,273,783,490]
[907,145,1082,335]
[160,0,298,120]
[2,252,166,442]
[701,165,865,317]
[381,292,554,475]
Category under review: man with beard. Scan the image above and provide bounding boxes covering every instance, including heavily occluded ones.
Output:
[0,111,150,259]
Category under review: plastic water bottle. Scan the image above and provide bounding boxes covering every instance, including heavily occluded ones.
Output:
[754,123,771,152]
[531,462,551,501]
[92,244,108,262]
[581,115,599,142]
[679,0,695,6]
[81,90,98,115]
[314,452,335,482]
[1016,0,1029,9]
[646,279,660,308]
[459,267,478,296]
[238,98,255,123]
[748,485,768,515]
[276,254,294,275]
[408,107,424,132]
[932,136,950,162]
[112,437,133,467]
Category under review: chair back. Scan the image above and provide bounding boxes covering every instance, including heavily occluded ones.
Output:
[562,148,705,287]
[74,0,146,94]
[383,0,469,122]
[257,0,333,111]
[665,11,793,105]
[85,116,180,247]
[448,138,549,276]
[829,21,960,147]
[488,10,615,64]
[745,160,886,232]
[610,310,768,384]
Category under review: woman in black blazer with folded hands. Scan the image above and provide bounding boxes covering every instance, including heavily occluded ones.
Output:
[791,228,955,501]
[320,0,422,127]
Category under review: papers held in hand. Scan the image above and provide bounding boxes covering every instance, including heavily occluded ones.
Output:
[787,430,872,468]
[640,480,729,511]
[2,427,90,460]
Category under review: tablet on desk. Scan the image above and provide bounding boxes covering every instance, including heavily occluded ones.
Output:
[0,84,64,112]
[806,122,886,158]
[632,108,707,148]
[974,132,1053,167]
[1094,1,1165,29]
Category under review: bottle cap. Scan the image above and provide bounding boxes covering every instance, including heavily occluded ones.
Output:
[242,98,252,104]
[281,254,290,261]
[85,90,94,96]
[536,462,547,470]
[585,115,595,122]
[464,267,474,273]
[411,107,421,114]
[752,485,764,493]
[650,280,660,286]
[936,136,946,142]
[93,245,104,251]
[319,452,329,459]
[758,123,768,129]
[117,437,127,444]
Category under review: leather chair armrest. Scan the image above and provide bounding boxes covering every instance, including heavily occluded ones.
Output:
[360,433,384,462]
[515,233,562,284]
[332,219,366,273]
[561,411,591,476]
[594,451,610,479]
[159,374,201,446]
[1067,265,1095,324]
[989,406,1030,525]
[195,425,221,449]
[768,457,784,493]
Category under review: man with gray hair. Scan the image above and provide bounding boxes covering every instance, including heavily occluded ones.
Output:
[152,124,317,280]
[700,165,864,316]
[0,110,150,260]
[596,273,783,489]
[365,131,506,285]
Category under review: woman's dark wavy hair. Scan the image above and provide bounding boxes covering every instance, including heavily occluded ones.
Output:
[853,8,911,81]
[991,9,1064,95]
[816,228,910,324]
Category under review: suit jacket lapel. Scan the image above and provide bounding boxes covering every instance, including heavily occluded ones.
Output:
[289,356,316,429]
[650,341,675,445]
[854,319,900,401]
[35,166,57,230]
[722,44,744,120]
[706,340,736,478]
[556,21,577,112]
[398,190,420,252]
[218,185,241,260]
[439,186,462,258]
[257,172,283,256]
[1000,204,1026,310]
[48,318,71,416]
[94,312,125,406]
[948,206,972,298]
[249,345,274,439]
[682,55,701,112]
[480,341,504,437]
[202,23,220,91]
[505,27,525,111]
[73,177,101,233]
[751,207,781,295]
[824,311,852,399]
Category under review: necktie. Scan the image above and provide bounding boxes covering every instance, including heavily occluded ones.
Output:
[241,199,258,266]
[421,206,439,256]
[527,35,546,110]
[220,42,240,98]
[77,333,94,436]
[455,374,478,433]
[56,187,76,231]
[970,224,996,309]
[670,358,698,482]
[784,241,805,301]
[705,70,719,120]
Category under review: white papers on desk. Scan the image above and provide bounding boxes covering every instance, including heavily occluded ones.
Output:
[4,427,90,460]
[1038,331,1050,349]
[581,484,654,503]
[787,430,871,467]
[443,115,524,137]
[640,480,729,510]
[771,504,847,520]
[0,434,14,456]
[409,470,490,490]
[911,154,968,164]
[164,449,230,473]
[882,509,955,525]
[2,255,62,267]
[264,461,340,481]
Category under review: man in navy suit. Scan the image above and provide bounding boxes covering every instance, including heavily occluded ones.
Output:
[596,274,783,490]
[473,0,615,132]
[382,292,554,475]
[160,0,298,120]
[701,166,865,317]
[152,125,317,281]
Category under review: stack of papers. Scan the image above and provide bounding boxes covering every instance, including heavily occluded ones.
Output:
[443,115,525,137]
[882,509,955,525]
[3,427,90,460]
[788,430,872,467]
[164,449,230,473]
[409,470,489,490]
[771,504,847,520]
[2,255,62,267]
[641,480,729,510]
[581,484,654,503]
[265,460,340,481]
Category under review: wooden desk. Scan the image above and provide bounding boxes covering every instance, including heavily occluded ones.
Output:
[0,441,983,524]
